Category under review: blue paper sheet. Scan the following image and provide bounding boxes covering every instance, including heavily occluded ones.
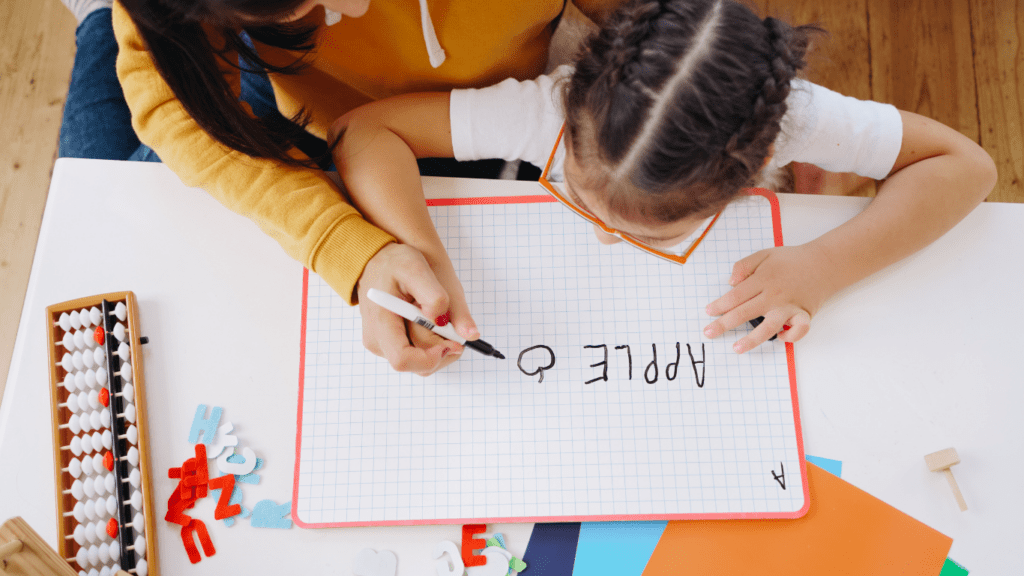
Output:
[805,455,843,478]
[573,521,667,576]
[523,523,581,576]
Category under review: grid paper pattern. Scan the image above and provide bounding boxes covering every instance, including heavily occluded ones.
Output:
[296,194,804,525]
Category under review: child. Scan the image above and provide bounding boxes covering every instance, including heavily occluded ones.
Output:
[333,0,996,361]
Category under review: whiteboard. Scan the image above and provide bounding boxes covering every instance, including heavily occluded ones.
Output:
[293,190,807,527]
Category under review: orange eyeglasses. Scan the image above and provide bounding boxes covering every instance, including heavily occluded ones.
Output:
[537,125,721,265]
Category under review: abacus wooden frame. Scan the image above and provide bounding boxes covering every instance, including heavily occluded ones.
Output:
[44,291,159,576]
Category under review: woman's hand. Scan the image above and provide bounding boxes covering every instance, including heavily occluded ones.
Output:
[702,244,839,352]
[357,242,479,376]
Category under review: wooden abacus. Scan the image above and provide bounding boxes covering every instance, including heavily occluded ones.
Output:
[45,292,158,576]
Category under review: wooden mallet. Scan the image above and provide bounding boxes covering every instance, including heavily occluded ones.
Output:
[925,448,968,511]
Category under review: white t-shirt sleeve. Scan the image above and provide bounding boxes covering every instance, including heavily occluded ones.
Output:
[450,65,570,181]
[771,79,903,179]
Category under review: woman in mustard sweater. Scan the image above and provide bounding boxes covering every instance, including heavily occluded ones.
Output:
[58,0,621,375]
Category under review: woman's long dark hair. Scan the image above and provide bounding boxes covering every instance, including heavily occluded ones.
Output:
[565,0,822,223]
[119,0,327,168]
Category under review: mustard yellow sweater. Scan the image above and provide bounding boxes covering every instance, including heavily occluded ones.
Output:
[112,0,622,303]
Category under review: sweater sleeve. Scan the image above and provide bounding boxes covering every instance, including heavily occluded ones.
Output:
[111,2,394,304]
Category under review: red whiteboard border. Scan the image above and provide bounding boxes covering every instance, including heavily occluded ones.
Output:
[293,188,809,527]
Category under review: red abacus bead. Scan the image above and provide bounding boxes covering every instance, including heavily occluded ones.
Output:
[106,517,119,538]
[98,388,110,407]
[94,326,105,345]
[103,451,115,471]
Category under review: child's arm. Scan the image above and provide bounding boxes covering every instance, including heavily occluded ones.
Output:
[329,93,480,375]
[704,110,997,352]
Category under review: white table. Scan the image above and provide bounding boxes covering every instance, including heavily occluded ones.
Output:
[2,159,1022,574]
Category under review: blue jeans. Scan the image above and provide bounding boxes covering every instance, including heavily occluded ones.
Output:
[58,8,277,162]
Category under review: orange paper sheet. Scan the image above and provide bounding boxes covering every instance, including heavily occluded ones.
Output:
[643,463,951,576]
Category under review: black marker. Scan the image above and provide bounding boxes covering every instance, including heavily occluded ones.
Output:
[366,289,505,359]
[748,316,779,341]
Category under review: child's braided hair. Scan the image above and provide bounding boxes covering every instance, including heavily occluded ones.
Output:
[564,0,822,223]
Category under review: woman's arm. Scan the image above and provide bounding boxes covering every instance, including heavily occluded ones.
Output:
[330,94,483,374]
[704,110,997,351]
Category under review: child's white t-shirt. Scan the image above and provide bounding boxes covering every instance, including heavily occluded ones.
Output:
[449,65,903,183]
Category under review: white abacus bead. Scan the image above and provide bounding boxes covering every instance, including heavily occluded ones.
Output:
[113,302,127,321]
[102,429,112,450]
[83,477,96,499]
[73,524,86,545]
[63,331,77,351]
[128,468,141,488]
[121,384,135,404]
[79,308,92,328]
[92,453,105,472]
[80,411,93,433]
[73,351,85,371]
[90,307,102,326]
[84,521,97,544]
[83,498,98,521]
[94,497,108,520]
[94,521,108,542]
[120,363,132,383]
[82,434,96,455]
[88,569,99,576]
[70,436,83,456]
[93,475,107,497]
[108,540,120,563]
[133,536,146,557]
[64,372,77,392]
[132,512,145,530]
[106,495,117,516]
[87,545,99,566]
[105,472,115,494]
[96,367,108,385]
[130,490,143,511]
[68,393,83,414]
[125,425,138,445]
[75,331,88,354]
[97,543,110,564]
[75,371,87,391]
[76,545,89,568]
[90,410,102,431]
[110,564,121,575]
[99,568,112,576]
[94,347,106,367]
[70,311,82,331]
[62,353,75,373]
[73,501,86,523]
[70,479,85,500]
[68,414,82,435]
[82,347,95,369]
[85,369,97,389]
[93,432,105,453]
[117,342,130,362]
[59,312,72,332]
[100,409,111,429]
[81,454,94,476]
[67,457,82,478]
[124,404,136,424]
[126,446,140,467]
[112,323,126,342]
[88,390,100,410]
[135,559,148,576]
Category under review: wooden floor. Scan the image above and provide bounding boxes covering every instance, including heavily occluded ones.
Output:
[0,0,1022,406]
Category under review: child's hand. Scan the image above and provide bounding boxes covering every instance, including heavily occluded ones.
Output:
[703,244,838,353]
[357,243,480,376]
